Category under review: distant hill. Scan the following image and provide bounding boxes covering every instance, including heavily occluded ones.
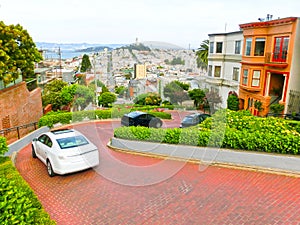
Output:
[75,46,113,52]
[35,42,126,51]
[35,41,185,51]
[142,41,185,50]
[117,43,151,51]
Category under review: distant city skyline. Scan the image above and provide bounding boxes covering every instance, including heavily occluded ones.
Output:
[1,0,300,49]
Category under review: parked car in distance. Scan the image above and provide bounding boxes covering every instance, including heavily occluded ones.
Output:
[32,128,99,177]
[180,113,211,128]
[121,111,163,128]
[284,113,300,121]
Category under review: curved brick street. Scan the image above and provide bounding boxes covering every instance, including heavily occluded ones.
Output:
[15,117,300,225]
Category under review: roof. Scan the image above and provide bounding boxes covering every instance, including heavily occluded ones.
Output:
[239,17,298,29]
[125,111,147,118]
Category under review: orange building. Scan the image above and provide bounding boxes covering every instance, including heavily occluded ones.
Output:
[238,17,300,116]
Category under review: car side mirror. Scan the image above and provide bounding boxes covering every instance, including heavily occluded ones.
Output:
[33,138,38,142]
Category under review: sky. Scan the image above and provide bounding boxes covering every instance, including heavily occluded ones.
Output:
[1,0,300,49]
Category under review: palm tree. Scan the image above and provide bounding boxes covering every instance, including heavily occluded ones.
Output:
[196,39,209,69]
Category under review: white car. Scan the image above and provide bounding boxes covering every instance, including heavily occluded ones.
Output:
[32,128,99,177]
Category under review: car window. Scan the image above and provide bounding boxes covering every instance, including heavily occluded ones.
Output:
[182,116,193,123]
[139,114,147,120]
[147,114,154,119]
[45,136,53,148]
[56,135,89,149]
[38,134,52,147]
[38,134,48,144]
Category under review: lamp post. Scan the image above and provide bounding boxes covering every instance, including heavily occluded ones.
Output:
[93,54,98,108]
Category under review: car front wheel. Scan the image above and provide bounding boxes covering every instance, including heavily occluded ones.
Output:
[47,160,55,177]
[32,145,37,158]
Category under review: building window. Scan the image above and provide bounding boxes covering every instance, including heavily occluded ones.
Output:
[208,65,212,76]
[216,42,223,53]
[235,41,241,54]
[232,67,239,81]
[254,38,265,56]
[245,38,252,56]
[214,66,221,77]
[242,69,248,85]
[209,42,214,53]
[273,36,289,62]
[251,70,261,87]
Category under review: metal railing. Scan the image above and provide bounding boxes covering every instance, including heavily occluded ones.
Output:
[0,122,38,140]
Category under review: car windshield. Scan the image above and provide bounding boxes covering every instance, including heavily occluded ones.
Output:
[56,135,89,149]
[182,116,194,123]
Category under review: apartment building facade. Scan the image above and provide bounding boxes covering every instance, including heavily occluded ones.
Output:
[205,31,243,108]
[239,17,300,116]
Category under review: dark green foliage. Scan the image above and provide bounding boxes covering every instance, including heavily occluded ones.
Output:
[0,21,42,85]
[38,108,171,128]
[42,79,69,110]
[80,54,92,72]
[148,111,172,119]
[227,94,239,111]
[164,57,185,65]
[115,85,127,96]
[98,92,117,107]
[0,158,56,224]
[0,137,8,156]
[270,103,285,114]
[188,89,206,108]
[163,81,189,105]
[114,109,300,155]
[196,39,209,68]
[133,93,162,106]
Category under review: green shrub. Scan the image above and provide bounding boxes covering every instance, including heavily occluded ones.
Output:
[0,158,56,224]
[270,103,285,114]
[148,111,172,119]
[114,109,300,155]
[38,109,172,128]
[227,94,239,111]
[0,137,8,156]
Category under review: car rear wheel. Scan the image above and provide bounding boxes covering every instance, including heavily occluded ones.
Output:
[47,160,55,177]
[32,145,37,158]
[150,119,162,128]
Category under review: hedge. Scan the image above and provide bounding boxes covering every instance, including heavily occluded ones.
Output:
[114,109,300,155]
[38,109,172,128]
[0,157,56,224]
[0,136,8,156]
[0,137,55,224]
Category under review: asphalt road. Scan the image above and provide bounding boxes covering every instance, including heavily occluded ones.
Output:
[15,113,300,225]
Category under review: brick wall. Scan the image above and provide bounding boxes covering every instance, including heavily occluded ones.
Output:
[0,82,43,130]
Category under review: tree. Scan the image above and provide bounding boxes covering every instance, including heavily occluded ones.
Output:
[188,89,206,108]
[80,54,92,72]
[133,92,162,106]
[163,81,189,105]
[73,85,94,110]
[196,39,209,69]
[89,80,109,94]
[60,84,77,107]
[0,21,42,85]
[204,89,222,113]
[227,93,239,111]
[115,85,127,97]
[42,79,68,110]
[98,92,117,107]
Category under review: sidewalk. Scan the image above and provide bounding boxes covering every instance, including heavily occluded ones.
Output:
[110,137,300,177]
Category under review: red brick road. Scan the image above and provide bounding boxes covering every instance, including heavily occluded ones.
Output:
[15,119,300,225]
